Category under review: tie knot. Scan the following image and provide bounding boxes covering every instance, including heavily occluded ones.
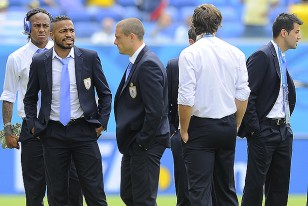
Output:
[36,48,47,53]
[58,57,70,66]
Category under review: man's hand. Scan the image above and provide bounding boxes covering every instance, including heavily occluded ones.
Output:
[95,126,104,137]
[180,130,189,143]
[5,134,19,149]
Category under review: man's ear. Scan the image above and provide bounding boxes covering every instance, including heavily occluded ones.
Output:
[281,29,288,38]
[50,32,54,41]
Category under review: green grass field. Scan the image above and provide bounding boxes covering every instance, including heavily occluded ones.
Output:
[0,195,306,206]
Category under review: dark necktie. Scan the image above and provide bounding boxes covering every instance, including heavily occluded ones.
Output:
[58,57,71,126]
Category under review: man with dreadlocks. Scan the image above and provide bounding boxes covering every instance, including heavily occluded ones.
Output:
[178,4,250,206]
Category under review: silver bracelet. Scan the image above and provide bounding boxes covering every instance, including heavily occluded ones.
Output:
[4,122,11,127]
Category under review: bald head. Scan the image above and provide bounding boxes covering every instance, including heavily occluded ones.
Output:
[116,18,144,40]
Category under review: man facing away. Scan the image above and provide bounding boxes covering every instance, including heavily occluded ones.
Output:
[0,8,83,206]
[239,13,303,206]
[114,18,170,206]
[24,15,112,206]
[178,4,250,206]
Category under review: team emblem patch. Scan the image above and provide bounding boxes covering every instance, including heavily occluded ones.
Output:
[83,77,91,90]
[129,83,137,98]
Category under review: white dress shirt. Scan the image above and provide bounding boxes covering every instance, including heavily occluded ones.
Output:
[266,40,285,119]
[129,43,145,64]
[178,36,250,119]
[50,47,84,121]
[0,40,53,118]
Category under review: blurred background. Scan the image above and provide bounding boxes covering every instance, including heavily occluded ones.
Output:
[0,0,307,197]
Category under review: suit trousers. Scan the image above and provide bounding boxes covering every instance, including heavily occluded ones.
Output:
[20,120,83,206]
[183,115,238,206]
[170,131,191,206]
[41,119,107,206]
[241,121,293,206]
[120,141,166,206]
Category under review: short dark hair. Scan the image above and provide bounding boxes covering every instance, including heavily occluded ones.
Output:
[192,4,222,36]
[26,8,52,21]
[188,26,196,41]
[52,15,72,23]
[272,13,303,38]
[51,15,72,31]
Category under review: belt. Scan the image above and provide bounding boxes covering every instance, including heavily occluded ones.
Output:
[265,118,286,126]
[49,118,85,127]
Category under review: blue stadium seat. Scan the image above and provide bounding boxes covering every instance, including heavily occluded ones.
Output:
[169,0,198,8]
[218,6,241,22]
[228,0,242,6]
[216,21,244,38]
[116,0,135,7]
[121,6,142,19]
[94,6,124,22]
[197,0,227,7]
[8,0,28,7]
[74,21,101,38]
[66,9,94,22]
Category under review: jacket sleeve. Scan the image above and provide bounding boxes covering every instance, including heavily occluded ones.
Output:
[92,52,112,129]
[23,57,40,134]
[166,60,177,134]
[135,60,166,148]
[242,50,269,134]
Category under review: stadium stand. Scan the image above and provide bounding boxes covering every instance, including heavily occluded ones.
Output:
[0,0,301,42]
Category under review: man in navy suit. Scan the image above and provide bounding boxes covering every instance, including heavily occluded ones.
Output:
[166,26,196,206]
[114,18,170,206]
[1,8,83,206]
[239,13,303,206]
[24,15,112,206]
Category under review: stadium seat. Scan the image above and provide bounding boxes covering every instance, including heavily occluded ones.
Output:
[116,0,135,7]
[74,21,101,38]
[216,21,244,38]
[93,6,124,22]
[197,0,227,7]
[168,0,198,8]
[218,6,241,22]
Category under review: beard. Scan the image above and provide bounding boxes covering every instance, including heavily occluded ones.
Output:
[55,38,74,50]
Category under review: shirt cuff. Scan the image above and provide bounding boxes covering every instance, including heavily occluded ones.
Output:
[0,90,16,103]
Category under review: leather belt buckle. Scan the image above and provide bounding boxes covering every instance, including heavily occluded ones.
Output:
[275,118,285,126]
[66,118,83,127]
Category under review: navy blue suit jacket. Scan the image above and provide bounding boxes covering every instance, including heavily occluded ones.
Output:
[238,42,296,138]
[24,46,112,137]
[114,46,170,154]
[166,58,179,135]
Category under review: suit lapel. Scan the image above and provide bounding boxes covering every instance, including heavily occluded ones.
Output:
[45,49,53,94]
[114,75,125,108]
[120,46,149,93]
[74,46,83,90]
[269,42,281,79]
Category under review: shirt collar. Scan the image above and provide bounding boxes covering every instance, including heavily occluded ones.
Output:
[271,40,285,58]
[129,43,145,64]
[29,40,53,54]
[52,47,75,60]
